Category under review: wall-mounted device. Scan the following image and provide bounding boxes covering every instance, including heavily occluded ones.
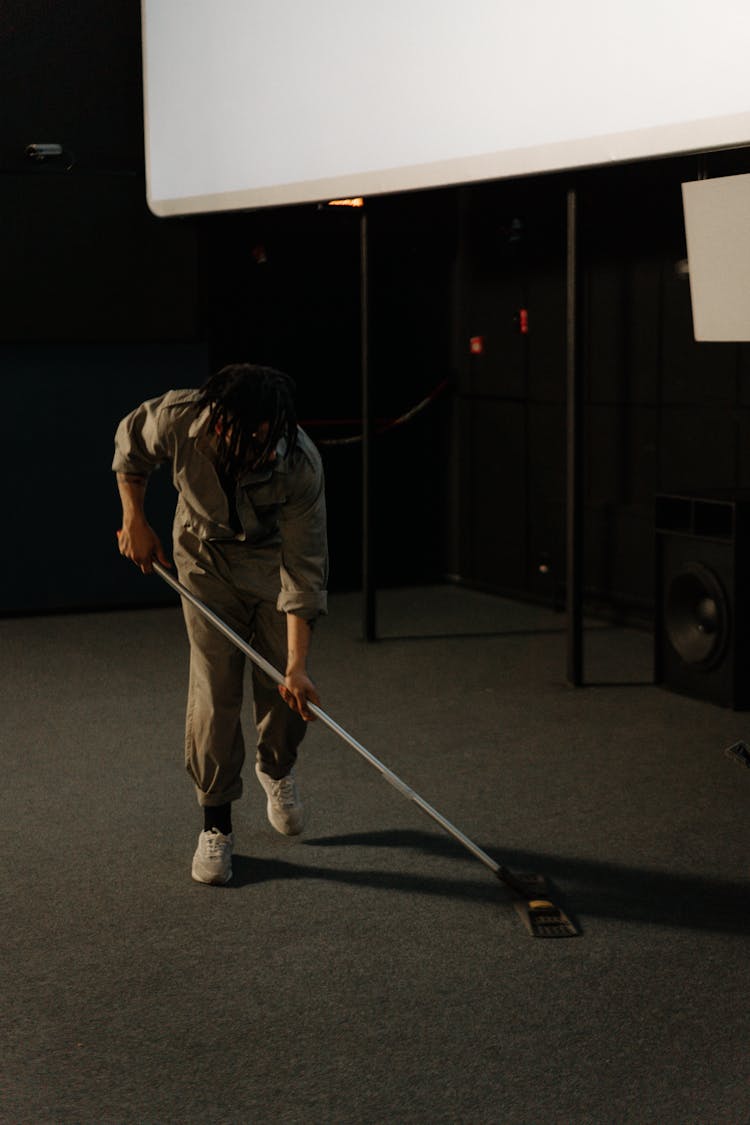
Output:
[25,143,64,161]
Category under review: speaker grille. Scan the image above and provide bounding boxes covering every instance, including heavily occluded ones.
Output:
[664,562,729,669]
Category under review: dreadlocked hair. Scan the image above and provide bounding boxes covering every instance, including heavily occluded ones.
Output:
[196,363,299,478]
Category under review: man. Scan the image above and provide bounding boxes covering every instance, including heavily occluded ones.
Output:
[113,363,328,885]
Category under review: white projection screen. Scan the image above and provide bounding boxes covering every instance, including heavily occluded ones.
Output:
[142,0,750,217]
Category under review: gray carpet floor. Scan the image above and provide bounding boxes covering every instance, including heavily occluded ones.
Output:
[2,585,749,1124]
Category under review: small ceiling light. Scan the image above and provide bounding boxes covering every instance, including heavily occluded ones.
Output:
[327,197,364,208]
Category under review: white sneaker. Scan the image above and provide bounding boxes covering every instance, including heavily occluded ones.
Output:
[255,763,304,835]
[191,828,234,884]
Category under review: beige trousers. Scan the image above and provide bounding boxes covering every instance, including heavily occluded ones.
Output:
[173,526,307,807]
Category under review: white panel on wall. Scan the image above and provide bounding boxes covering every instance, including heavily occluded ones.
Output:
[682,173,750,342]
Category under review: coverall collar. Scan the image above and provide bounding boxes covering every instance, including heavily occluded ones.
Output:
[189,405,289,482]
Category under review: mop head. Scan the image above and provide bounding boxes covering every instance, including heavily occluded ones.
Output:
[513,898,579,939]
[497,870,579,938]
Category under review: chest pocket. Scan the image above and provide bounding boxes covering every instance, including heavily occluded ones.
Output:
[236,476,288,540]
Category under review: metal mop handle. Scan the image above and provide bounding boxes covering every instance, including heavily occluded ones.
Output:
[151,560,521,888]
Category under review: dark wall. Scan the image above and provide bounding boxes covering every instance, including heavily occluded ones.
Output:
[4,2,750,619]
[1,1,197,344]
[454,149,750,622]
[1,2,206,612]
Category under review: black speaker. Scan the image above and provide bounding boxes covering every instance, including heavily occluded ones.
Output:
[655,493,750,709]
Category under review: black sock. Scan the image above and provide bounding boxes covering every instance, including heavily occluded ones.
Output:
[204,803,232,835]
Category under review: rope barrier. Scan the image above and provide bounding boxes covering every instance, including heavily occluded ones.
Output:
[301,377,451,447]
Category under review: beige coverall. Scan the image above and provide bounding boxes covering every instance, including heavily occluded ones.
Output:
[113,388,328,806]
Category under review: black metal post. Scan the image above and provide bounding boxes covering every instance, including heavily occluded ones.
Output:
[361,206,376,641]
[566,187,584,685]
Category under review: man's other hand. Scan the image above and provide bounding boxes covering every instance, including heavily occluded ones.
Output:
[279,671,320,721]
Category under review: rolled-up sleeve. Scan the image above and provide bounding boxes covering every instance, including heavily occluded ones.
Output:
[277,446,328,619]
[112,394,173,476]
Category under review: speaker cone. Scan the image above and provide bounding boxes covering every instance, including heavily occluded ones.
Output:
[665,562,729,669]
